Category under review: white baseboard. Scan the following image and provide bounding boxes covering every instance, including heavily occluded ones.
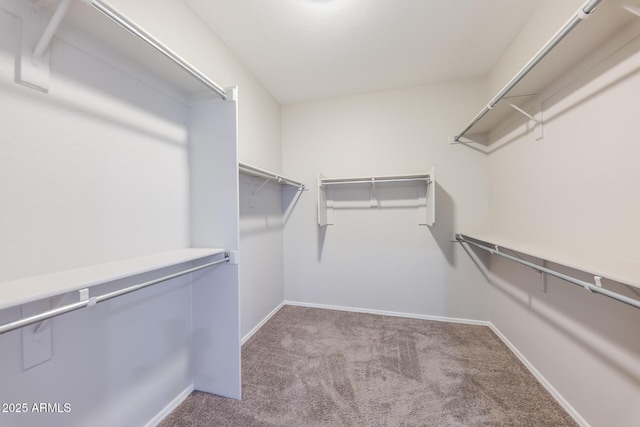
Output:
[487,324,589,427]
[284,300,490,326]
[145,384,194,427]
[241,301,286,345]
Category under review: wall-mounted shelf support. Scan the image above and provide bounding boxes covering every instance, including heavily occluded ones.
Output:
[17,0,69,92]
[507,102,544,140]
[32,0,72,66]
[507,103,539,123]
[318,169,435,226]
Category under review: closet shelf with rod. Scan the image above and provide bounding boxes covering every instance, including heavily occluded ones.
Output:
[0,249,229,335]
[16,0,228,98]
[456,233,640,310]
[239,162,306,190]
[450,0,634,146]
[82,0,227,99]
[318,169,435,226]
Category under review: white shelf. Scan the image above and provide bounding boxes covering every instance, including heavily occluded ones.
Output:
[318,169,435,226]
[0,248,225,311]
[320,173,432,185]
[453,0,634,144]
[461,233,640,290]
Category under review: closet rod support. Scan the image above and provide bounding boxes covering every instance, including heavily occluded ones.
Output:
[32,0,72,65]
[507,103,540,124]
[252,178,271,196]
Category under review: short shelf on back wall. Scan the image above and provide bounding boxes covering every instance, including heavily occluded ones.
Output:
[317,168,435,226]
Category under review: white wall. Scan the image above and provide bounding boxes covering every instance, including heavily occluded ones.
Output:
[483,4,640,426]
[100,0,285,339]
[0,2,194,425]
[282,79,491,320]
[238,177,287,339]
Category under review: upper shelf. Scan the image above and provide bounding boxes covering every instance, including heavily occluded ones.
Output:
[0,248,225,311]
[14,0,227,99]
[320,173,432,186]
[318,169,435,226]
[239,162,305,189]
[453,0,636,143]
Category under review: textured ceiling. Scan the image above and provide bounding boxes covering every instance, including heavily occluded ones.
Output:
[182,0,543,104]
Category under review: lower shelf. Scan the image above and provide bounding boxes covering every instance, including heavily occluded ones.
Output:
[0,248,226,312]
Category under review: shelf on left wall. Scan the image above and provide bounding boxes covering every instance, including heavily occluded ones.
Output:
[0,248,226,312]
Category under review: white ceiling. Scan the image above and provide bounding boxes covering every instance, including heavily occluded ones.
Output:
[183,0,543,104]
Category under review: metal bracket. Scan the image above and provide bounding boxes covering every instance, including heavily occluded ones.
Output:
[507,103,539,124]
[248,177,269,208]
[537,260,548,293]
[17,0,72,92]
[252,177,270,196]
[507,102,544,140]
[370,178,379,207]
[584,276,603,293]
[33,0,72,65]
[594,276,603,287]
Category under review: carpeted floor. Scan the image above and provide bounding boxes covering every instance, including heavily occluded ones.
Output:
[159,305,576,426]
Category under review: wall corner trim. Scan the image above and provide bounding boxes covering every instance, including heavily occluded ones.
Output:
[241,301,286,345]
[487,323,590,427]
[144,384,194,427]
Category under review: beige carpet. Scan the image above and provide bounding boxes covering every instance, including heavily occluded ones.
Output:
[160,305,576,426]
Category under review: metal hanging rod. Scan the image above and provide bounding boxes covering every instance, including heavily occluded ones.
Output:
[83,0,227,100]
[454,0,601,142]
[0,253,230,335]
[321,177,431,186]
[456,234,640,310]
[239,162,305,189]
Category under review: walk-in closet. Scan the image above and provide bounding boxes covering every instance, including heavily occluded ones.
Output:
[1,0,639,426]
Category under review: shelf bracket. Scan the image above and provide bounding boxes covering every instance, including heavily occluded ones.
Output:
[507,102,544,141]
[507,103,539,123]
[370,178,379,207]
[33,0,72,65]
[594,276,603,288]
[248,177,270,208]
[582,276,603,293]
[252,177,271,196]
[17,0,72,92]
